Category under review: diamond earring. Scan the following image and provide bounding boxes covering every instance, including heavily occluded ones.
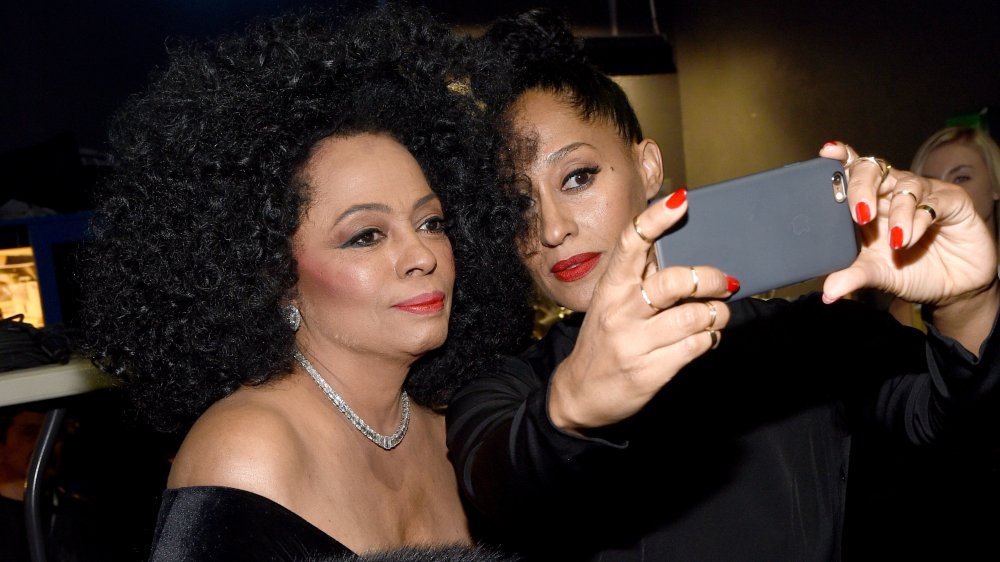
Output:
[283,304,301,332]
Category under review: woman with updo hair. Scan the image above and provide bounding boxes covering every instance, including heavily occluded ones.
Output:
[447,8,1000,561]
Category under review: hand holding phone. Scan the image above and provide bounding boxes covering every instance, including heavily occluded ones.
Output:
[653,157,859,300]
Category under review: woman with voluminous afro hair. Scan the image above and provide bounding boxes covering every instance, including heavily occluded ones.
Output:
[78,4,533,435]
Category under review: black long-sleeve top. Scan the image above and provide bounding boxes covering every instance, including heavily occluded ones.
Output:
[447,294,1000,562]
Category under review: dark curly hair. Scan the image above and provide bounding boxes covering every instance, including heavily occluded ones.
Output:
[472,8,643,145]
[463,8,645,332]
[79,4,534,433]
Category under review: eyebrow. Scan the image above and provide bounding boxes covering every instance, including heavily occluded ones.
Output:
[333,193,440,226]
[545,142,593,164]
[942,164,973,178]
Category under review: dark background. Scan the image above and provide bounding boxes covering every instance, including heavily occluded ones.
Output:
[1,0,664,212]
[0,1,659,155]
[3,1,1000,210]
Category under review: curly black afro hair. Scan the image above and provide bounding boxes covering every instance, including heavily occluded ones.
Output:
[79,4,534,433]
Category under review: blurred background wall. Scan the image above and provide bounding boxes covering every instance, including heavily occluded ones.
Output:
[3,0,997,206]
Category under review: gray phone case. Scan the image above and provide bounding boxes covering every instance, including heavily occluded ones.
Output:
[653,157,858,300]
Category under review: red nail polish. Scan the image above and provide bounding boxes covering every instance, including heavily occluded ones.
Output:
[726,275,741,293]
[890,226,903,249]
[855,202,871,225]
[823,141,838,147]
[665,187,687,209]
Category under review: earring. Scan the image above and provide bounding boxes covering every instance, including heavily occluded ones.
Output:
[283,304,301,332]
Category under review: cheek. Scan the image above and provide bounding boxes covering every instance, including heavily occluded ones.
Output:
[439,241,456,287]
[522,252,548,284]
[296,255,378,311]
[965,180,997,218]
[584,191,638,243]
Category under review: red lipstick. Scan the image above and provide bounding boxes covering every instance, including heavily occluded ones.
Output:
[551,252,601,282]
[393,291,446,314]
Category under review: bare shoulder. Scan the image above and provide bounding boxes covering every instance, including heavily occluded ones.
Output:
[167,387,305,503]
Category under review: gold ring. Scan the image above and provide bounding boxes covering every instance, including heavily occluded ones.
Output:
[853,156,891,184]
[891,189,919,204]
[632,214,653,243]
[640,283,661,312]
[705,301,717,329]
[689,267,700,298]
[917,203,937,222]
[707,329,720,350]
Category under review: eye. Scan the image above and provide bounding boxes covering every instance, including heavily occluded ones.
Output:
[953,174,971,184]
[562,166,600,191]
[419,215,447,234]
[342,228,384,248]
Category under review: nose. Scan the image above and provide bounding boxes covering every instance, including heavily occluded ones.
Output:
[396,232,439,278]
[536,190,575,248]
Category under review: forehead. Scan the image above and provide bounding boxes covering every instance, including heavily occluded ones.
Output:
[924,141,985,173]
[510,90,626,163]
[302,133,434,209]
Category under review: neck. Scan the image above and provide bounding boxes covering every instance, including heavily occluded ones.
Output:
[294,346,412,433]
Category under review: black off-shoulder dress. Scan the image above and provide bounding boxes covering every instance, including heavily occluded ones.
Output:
[148,486,352,561]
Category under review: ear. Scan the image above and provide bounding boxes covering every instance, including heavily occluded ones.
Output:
[635,139,664,201]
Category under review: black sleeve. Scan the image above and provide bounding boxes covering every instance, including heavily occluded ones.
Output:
[446,317,627,530]
[729,294,1000,443]
[902,309,1000,440]
[149,486,352,561]
[446,294,1000,546]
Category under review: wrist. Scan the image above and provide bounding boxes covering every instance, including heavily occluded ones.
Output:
[930,278,1000,355]
[547,361,589,435]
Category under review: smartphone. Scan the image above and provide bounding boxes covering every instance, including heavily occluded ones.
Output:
[653,157,858,300]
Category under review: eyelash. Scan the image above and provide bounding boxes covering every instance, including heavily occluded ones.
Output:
[343,228,382,248]
[562,166,600,191]
[341,215,446,248]
[419,215,447,234]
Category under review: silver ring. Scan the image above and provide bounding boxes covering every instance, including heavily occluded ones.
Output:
[640,283,661,312]
[688,267,700,298]
[705,301,717,329]
[917,203,937,222]
[707,329,720,350]
[632,215,653,243]
[891,189,919,204]
[853,155,891,184]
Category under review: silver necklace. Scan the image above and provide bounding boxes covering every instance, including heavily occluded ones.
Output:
[294,350,410,450]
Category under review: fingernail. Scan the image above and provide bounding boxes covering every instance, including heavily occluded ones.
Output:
[665,187,687,209]
[823,141,838,148]
[726,275,741,293]
[855,202,871,225]
[890,226,903,249]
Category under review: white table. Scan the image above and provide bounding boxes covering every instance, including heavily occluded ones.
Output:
[0,358,114,407]
[1,359,115,562]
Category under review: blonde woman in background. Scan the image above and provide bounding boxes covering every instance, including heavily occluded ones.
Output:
[890,126,1000,328]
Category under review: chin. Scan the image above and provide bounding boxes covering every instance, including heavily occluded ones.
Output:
[548,287,594,314]
[405,327,450,357]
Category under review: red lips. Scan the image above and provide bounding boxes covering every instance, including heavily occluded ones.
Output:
[393,291,446,314]
[550,252,601,282]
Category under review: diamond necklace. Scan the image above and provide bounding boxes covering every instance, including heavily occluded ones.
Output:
[294,350,410,450]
